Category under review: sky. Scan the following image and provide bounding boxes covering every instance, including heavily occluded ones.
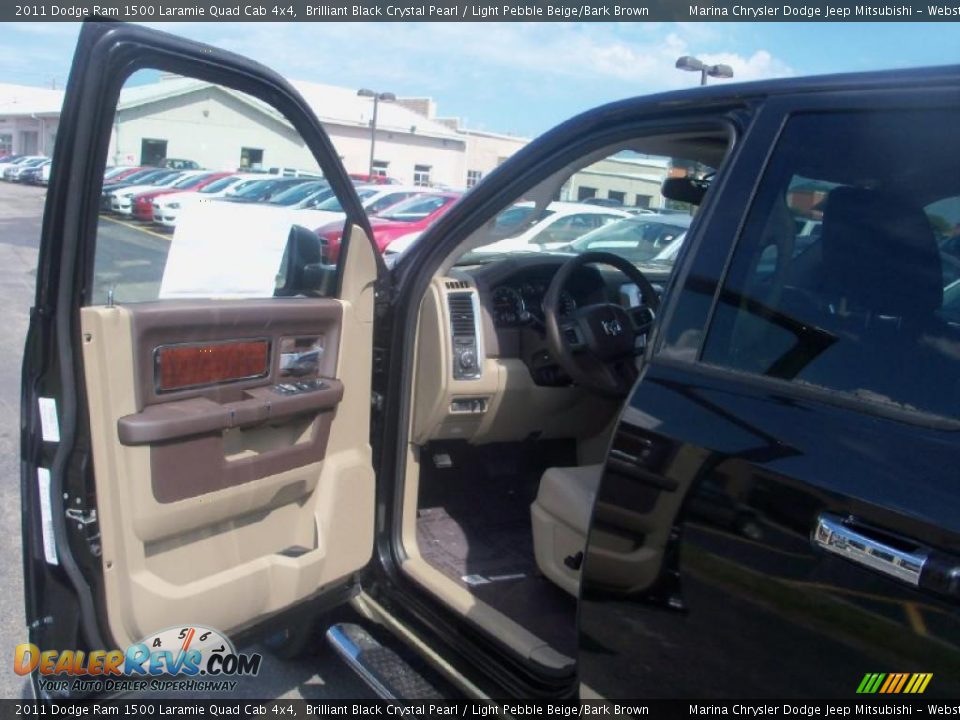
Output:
[2,21,960,137]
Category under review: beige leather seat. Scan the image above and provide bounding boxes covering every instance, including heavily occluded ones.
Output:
[531,464,603,597]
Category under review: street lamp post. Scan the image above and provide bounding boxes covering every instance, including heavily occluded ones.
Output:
[675,56,734,86]
[357,88,396,179]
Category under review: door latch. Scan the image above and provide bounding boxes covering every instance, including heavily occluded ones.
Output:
[65,507,97,525]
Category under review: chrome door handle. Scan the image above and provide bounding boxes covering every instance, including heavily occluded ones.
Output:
[812,514,927,586]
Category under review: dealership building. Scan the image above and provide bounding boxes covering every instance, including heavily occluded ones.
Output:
[0,76,528,189]
[0,78,673,205]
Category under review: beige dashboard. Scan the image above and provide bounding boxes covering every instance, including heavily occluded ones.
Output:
[411,276,616,446]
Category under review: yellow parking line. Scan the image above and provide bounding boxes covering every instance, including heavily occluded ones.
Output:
[99,213,171,241]
[904,602,929,637]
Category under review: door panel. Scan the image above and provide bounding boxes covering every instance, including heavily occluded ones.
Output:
[22,18,380,664]
[79,226,376,648]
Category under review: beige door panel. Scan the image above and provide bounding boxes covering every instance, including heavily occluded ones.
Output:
[82,225,378,648]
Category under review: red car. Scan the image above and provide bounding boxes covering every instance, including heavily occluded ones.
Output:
[131,171,231,221]
[315,191,461,263]
[348,173,399,185]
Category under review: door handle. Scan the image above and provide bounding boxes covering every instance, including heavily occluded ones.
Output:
[812,514,927,586]
[813,513,960,600]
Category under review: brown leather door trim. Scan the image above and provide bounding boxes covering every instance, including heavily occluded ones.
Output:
[117,380,344,445]
[150,409,336,503]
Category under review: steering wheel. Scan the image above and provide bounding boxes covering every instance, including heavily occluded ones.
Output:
[543,252,661,399]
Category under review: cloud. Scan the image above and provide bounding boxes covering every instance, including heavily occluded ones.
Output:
[0,22,795,135]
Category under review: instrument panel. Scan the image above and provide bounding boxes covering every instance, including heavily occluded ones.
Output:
[491,279,578,327]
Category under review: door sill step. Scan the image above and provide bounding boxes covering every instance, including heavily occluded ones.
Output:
[326,623,443,700]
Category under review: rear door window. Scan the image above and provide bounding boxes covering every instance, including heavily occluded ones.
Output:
[701,109,960,420]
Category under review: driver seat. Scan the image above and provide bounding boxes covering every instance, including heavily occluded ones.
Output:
[531,464,604,596]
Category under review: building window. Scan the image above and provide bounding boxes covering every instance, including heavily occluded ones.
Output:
[140,138,167,167]
[413,164,432,187]
[240,147,264,170]
[577,186,597,201]
[635,194,652,209]
[0,134,12,156]
[372,160,389,178]
[608,190,626,205]
[467,170,483,188]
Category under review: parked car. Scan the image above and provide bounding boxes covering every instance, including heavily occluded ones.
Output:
[130,171,231,221]
[99,168,181,212]
[559,213,692,263]
[315,191,462,263]
[0,154,27,173]
[17,160,51,185]
[472,201,632,253]
[40,161,51,186]
[22,22,960,703]
[266,166,324,178]
[110,171,205,216]
[260,179,334,209]
[160,158,200,170]
[290,184,429,229]
[150,172,265,229]
[349,172,399,185]
[217,175,316,203]
[103,165,144,183]
[2,156,48,181]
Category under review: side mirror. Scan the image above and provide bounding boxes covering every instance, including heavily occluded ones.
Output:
[275,225,336,297]
[662,176,711,206]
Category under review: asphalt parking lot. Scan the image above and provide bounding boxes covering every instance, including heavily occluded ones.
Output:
[0,181,371,700]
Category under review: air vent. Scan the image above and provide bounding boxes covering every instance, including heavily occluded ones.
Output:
[447,291,481,380]
[448,293,476,337]
[445,280,469,290]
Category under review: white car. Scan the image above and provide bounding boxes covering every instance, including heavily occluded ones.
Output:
[2,155,48,181]
[0,155,38,175]
[152,173,264,229]
[289,184,433,229]
[41,162,51,186]
[473,201,632,253]
[109,170,216,216]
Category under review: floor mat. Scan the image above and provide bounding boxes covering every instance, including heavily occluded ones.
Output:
[416,479,578,659]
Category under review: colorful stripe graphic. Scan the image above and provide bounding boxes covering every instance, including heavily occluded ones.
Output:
[857,673,933,694]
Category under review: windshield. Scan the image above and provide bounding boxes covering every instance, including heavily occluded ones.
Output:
[313,187,381,213]
[198,175,237,194]
[230,179,278,199]
[450,147,717,270]
[376,194,449,222]
[155,172,185,186]
[266,181,329,206]
[112,169,155,184]
[170,173,212,190]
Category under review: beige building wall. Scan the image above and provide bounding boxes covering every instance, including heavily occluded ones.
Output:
[562,156,670,209]
[461,130,529,187]
[108,87,316,172]
[327,124,465,188]
[1,81,524,189]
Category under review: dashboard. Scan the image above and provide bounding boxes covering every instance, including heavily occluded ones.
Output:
[410,257,668,447]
